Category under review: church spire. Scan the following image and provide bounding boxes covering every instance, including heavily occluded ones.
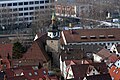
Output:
[47,11,60,39]
[51,12,56,24]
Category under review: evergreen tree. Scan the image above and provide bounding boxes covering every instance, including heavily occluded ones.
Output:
[12,42,26,59]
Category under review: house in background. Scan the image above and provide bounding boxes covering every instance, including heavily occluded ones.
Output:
[4,65,58,80]
[61,29,120,50]
[55,0,90,17]
[66,62,110,80]
[110,44,120,56]
[11,34,51,69]
[114,58,120,68]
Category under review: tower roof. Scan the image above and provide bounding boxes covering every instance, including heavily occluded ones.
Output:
[48,12,58,31]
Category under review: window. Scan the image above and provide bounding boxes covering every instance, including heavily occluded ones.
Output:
[19,2,23,5]
[90,36,96,39]
[24,12,28,15]
[108,35,114,38]
[24,2,28,5]
[13,3,17,6]
[25,17,28,20]
[19,13,23,16]
[43,71,46,75]
[45,6,49,8]
[45,0,49,3]
[29,1,34,5]
[81,36,87,39]
[40,6,44,9]
[13,8,17,11]
[19,8,23,11]
[29,12,34,15]
[24,7,28,10]
[2,4,6,7]
[19,18,23,21]
[34,72,38,75]
[35,6,39,10]
[8,3,12,6]
[30,17,34,20]
[29,7,34,10]
[40,1,44,4]
[35,1,39,4]
[9,9,12,12]
[51,41,53,43]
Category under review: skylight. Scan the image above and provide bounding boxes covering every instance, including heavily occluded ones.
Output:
[29,73,32,76]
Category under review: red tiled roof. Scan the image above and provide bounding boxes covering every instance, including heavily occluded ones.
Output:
[109,65,120,80]
[61,28,120,44]
[5,69,14,78]
[108,54,118,63]
[71,62,108,80]
[5,66,48,80]
[71,64,89,79]
[7,76,28,80]
[0,43,13,58]
[65,59,92,66]
[22,34,50,65]
[96,48,119,63]
[61,49,84,61]
[0,59,10,70]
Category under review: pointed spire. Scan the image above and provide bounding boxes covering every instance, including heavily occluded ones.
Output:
[51,12,56,21]
[51,12,56,24]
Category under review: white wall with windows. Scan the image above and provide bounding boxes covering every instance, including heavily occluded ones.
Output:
[0,0,53,27]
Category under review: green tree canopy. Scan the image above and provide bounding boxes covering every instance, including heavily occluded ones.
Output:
[12,42,26,59]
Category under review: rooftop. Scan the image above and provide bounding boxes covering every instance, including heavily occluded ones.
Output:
[61,28,120,44]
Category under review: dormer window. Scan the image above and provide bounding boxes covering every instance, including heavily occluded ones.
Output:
[90,36,96,39]
[99,35,105,39]
[81,36,87,39]
[108,35,114,38]
[29,73,32,76]
[34,72,38,75]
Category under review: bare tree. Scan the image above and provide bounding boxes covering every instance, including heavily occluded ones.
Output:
[31,7,52,34]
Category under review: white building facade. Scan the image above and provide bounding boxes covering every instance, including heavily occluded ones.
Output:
[0,0,53,28]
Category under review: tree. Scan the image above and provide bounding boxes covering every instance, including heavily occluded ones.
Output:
[12,42,26,59]
[31,6,53,34]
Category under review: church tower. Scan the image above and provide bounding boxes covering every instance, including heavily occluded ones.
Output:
[46,12,60,53]
[46,12,60,67]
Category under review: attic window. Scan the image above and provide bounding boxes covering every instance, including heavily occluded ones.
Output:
[29,73,32,76]
[99,35,105,39]
[116,71,119,74]
[65,56,67,59]
[90,36,96,39]
[108,35,114,38]
[81,36,87,39]
[34,72,38,75]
